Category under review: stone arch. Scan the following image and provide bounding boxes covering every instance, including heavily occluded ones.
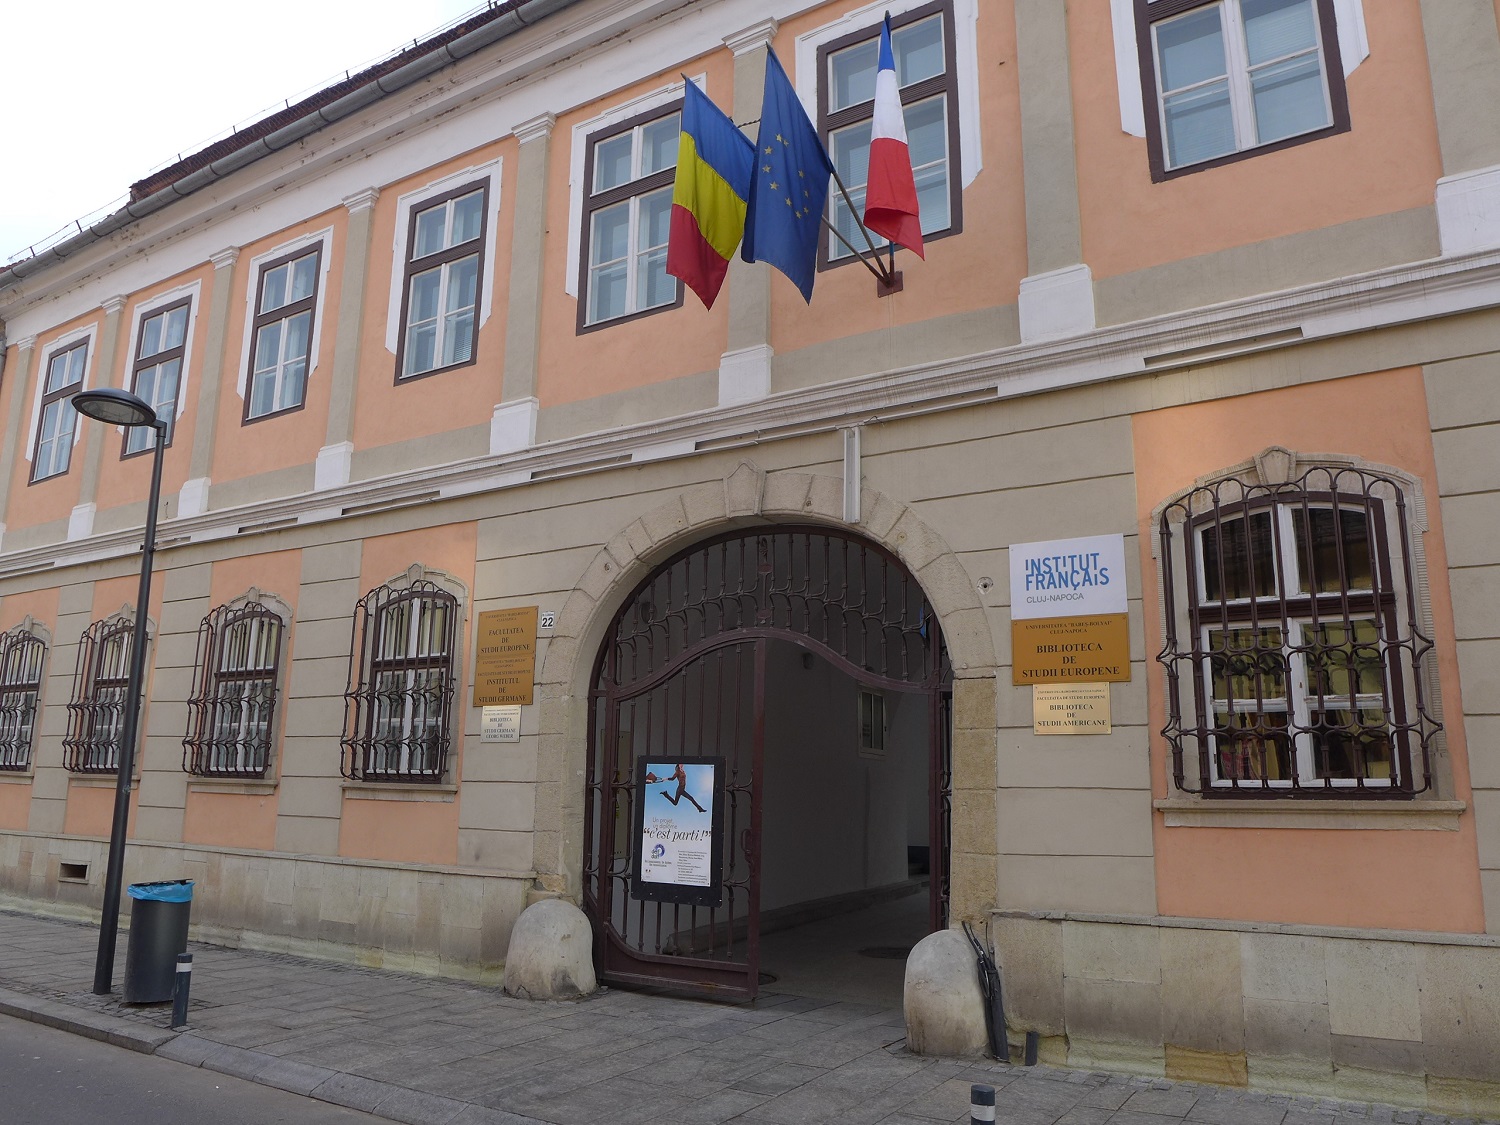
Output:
[531,460,999,922]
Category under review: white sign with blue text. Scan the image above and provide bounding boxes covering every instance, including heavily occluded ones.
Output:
[1009,534,1128,621]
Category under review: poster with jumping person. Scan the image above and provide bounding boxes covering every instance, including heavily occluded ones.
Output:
[631,756,725,907]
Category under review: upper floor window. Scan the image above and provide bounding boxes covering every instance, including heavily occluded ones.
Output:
[63,614,139,774]
[0,622,48,772]
[125,300,190,456]
[184,597,287,778]
[247,248,320,421]
[819,1,961,264]
[1157,456,1441,797]
[31,340,88,483]
[579,106,682,330]
[1136,0,1349,179]
[341,571,459,782]
[397,182,486,379]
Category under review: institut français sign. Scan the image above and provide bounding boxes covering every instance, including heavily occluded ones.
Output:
[1009,534,1130,735]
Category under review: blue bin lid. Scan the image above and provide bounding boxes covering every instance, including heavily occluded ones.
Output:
[126,880,194,902]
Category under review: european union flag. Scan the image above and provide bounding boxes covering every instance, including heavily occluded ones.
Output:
[741,47,834,303]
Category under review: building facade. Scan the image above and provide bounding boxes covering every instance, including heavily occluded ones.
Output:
[3,0,1500,1112]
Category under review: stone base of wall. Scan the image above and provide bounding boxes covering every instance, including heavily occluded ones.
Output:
[991,911,1500,1118]
[0,830,533,985]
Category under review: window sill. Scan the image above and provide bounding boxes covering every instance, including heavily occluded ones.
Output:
[1154,796,1467,831]
[0,771,34,783]
[342,781,457,803]
[67,774,139,788]
[187,778,277,796]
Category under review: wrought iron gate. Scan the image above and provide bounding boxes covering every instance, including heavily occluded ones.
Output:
[584,527,952,1000]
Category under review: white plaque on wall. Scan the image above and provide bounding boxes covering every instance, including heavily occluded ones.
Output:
[481,705,522,743]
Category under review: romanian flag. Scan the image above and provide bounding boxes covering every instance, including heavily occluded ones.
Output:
[667,81,755,310]
[863,16,925,259]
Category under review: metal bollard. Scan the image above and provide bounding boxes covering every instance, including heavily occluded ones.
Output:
[970,1083,996,1124]
[170,953,192,1029]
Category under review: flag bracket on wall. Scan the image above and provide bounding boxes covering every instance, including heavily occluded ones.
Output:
[876,270,903,298]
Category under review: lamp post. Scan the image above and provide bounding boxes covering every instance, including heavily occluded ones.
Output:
[70,388,167,996]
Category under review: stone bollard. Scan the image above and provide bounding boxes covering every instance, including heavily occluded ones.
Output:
[904,928,989,1057]
[501,898,598,1000]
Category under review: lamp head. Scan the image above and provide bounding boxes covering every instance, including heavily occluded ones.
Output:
[71,388,158,427]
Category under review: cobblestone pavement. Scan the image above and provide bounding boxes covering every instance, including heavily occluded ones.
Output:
[0,909,1493,1125]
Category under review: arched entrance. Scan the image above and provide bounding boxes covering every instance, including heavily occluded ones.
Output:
[584,526,952,1000]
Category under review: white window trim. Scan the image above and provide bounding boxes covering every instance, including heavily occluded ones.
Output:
[117,281,203,441]
[1113,0,1368,139]
[564,75,704,302]
[24,323,99,468]
[794,0,981,190]
[235,228,334,407]
[382,161,502,360]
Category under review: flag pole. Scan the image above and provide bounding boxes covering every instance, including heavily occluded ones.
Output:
[827,165,893,284]
[821,216,891,284]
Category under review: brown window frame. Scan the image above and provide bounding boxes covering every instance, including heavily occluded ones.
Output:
[0,624,47,772]
[1158,468,1442,799]
[816,0,963,271]
[29,338,89,484]
[1134,0,1350,182]
[183,600,286,778]
[575,101,685,335]
[244,245,321,424]
[341,578,459,783]
[63,615,139,774]
[122,297,192,460]
[394,180,488,383]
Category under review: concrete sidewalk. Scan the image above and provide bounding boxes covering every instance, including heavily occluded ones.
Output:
[0,909,1492,1125]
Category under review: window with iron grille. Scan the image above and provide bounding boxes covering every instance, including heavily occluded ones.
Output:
[63,615,139,774]
[0,622,48,771]
[183,597,286,778]
[1135,0,1349,180]
[342,575,459,782]
[1157,456,1441,797]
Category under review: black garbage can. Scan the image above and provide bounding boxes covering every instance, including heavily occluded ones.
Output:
[123,880,194,1004]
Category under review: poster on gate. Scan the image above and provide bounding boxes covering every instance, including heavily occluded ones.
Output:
[630,756,725,908]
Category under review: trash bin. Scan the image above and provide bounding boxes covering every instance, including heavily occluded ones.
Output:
[123,880,193,1004]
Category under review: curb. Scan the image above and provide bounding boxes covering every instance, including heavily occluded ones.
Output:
[0,985,177,1055]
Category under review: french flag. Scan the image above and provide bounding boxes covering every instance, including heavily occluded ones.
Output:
[863,15,925,259]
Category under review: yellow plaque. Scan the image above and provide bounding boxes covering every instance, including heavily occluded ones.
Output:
[1012,614,1130,685]
[1032,683,1112,735]
[473,607,539,706]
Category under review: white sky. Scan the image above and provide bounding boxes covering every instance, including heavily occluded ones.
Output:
[1,0,484,264]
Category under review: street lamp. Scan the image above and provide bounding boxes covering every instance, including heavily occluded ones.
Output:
[70,388,167,996]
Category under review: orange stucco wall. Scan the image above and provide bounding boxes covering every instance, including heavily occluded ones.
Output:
[769,1,1027,356]
[354,142,515,452]
[62,783,141,840]
[1072,0,1442,281]
[182,790,278,852]
[535,51,734,409]
[1133,367,1485,932]
[339,799,458,866]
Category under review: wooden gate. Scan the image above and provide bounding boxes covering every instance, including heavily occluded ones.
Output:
[584,527,951,1000]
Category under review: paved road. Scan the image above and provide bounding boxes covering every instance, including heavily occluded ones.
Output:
[0,1012,383,1125]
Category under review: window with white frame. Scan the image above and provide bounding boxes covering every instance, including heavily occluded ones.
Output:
[0,623,47,771]
[247,247,320,420]
[578,105,681,329]
[397,181,486,379]
[31,339,88,482]
[63,615,139,774]
[341,574,458,782]
[183,598,286,777]
[1157,459,1441,797]
[125,300,190,455]
[1135,0,1349,178]
[819,0,961,265]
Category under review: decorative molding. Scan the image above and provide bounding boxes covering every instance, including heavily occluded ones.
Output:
[512,112,557,144]
[1436,164,1500,257]
[718,343,773,405]
[99,294,127,316]
[314,441,354,491]
[341,187,381,214]
[1018,263,1096,343]
[723,19,778,55]
[1154,797,1467,831]
[208,247,240,270]
[178,477,211,519]
[491,398,539,456]
[66,503,96,542]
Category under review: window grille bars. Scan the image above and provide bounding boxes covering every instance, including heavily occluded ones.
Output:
[63,617,135,774]
[1158,465,1440,797]
[183,602,284,778]
[341,580,457,782]
[0,628,46,771]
